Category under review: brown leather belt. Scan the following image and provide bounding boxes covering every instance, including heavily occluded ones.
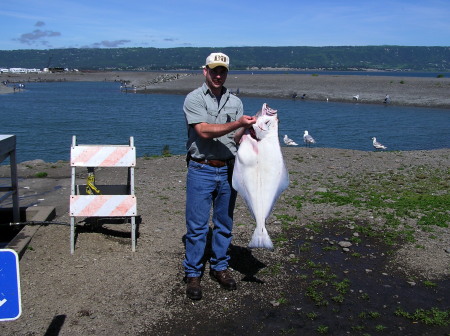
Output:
[191,158,228,167]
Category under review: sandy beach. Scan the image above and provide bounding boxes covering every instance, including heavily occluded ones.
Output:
[1,70,449,335]
[1,70,450,108]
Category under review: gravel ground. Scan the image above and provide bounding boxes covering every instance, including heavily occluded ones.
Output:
[0,148,449,335]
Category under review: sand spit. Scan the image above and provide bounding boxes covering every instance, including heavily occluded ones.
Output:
[1,71,450,108]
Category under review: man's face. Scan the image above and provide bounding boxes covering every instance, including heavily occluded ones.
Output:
[203,66,228,91]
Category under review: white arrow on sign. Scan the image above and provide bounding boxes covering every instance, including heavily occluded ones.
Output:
[0,299,7,307]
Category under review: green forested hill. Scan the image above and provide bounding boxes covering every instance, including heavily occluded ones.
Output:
[0,46,449,72]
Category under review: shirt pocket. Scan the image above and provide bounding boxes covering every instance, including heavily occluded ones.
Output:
[206,106,219,123]
[223,106,238,123]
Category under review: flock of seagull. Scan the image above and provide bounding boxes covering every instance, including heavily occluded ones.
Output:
[293,92,391,104]
[283,93,391,150]
[283,131,388,150]
[283,130,316,147]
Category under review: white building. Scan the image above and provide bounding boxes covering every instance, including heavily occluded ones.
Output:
[4,68,43,74]
[9,68,27,73]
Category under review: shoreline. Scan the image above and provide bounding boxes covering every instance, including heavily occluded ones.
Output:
[1,71,450,109]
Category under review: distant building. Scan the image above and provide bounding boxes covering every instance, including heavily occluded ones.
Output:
[48,67,65,73]
[9,68,27,73]
[3,68,42,74]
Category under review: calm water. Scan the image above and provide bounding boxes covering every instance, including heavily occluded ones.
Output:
[0,81,449,163]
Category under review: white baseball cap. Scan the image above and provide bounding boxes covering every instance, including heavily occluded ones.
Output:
[203,52,229,69]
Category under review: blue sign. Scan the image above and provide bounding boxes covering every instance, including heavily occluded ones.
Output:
[0,249,21,321]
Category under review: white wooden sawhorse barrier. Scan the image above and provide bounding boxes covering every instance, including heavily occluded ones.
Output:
[70,136,137,254]
[0,135,20,223]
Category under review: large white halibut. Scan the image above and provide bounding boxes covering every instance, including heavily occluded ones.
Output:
[232,103,289,250]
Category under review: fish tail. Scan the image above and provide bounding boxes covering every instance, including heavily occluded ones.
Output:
[248,227,274,250]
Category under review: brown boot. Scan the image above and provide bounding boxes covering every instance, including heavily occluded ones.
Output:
[186,276,202,300]
[210,269,237,290]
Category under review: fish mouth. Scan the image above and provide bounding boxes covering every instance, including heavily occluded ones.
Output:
[262,103,277,116]
[255,103,277,119]
[248,103,278,141]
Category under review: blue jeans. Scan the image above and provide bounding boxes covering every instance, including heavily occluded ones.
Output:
[184,160,237,277]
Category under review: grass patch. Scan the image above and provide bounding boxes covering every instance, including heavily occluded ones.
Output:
[260,263,283,276]
[302,261,353,308]
[418,211,449,228]
[395,307,450,326]
[299,242,311,252]
[423,280,438,288]
[306,312,318,320]
[274,234,289,246]
[275,213,298,230]
[333,278,351,295]
[316,325,329,333]
[291,166,448,246]
[375,324,387,331]
[322,245,339,252]
[312,191,361,207]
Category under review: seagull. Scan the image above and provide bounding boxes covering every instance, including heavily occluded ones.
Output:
[383,94,391,104]
[353,94,359,101]
[372,137,387,150]
[284,134,298,146]
[303,130,316,146]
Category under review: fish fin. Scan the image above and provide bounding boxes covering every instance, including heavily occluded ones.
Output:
[232,137,259,220]
[261,167,289,220]
[248,227,274,250]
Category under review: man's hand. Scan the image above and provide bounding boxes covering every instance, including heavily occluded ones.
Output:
[238,115,257,128]
[234,115,257,144]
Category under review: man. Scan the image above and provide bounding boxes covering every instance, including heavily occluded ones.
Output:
[183,52,256,300]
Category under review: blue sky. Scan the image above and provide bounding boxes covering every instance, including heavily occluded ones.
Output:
[1,0,449,50]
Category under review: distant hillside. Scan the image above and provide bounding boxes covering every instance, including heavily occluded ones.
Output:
[0,46,449,72]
